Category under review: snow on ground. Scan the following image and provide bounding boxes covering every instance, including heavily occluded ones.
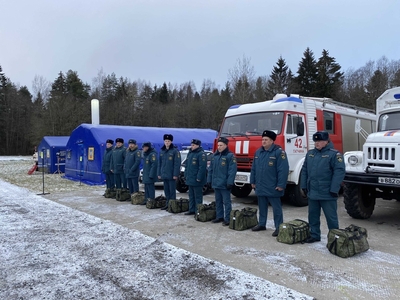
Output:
[0,157,313,300]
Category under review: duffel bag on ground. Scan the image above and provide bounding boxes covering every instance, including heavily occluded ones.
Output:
[277,219,310,244]
[168,198,189,213]
[131,191,145,205]
[327,224,369,258]
[146,195,167,209]
[117,189,131,202]
[195,202,216,222]
[104,188,116,199]
[229,207,258,231]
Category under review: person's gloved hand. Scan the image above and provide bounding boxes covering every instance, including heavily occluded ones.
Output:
[227,184,233,190]
[330,192,339,197]
[301,189,307,198]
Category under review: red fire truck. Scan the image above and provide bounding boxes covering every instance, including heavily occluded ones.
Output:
[215,94,376,206]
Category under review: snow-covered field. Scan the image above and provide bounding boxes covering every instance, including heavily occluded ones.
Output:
[0,157,313,299]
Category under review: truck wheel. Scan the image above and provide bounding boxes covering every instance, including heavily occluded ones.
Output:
[176,179,189,193]
[286,184,308,207]
[343,182,375,219]
[231,184,252,198]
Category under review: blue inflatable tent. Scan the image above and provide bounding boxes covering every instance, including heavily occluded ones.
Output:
[64,123,218,185]
[37,136,69,173]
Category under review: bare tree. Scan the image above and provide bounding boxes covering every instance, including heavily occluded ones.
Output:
[228,55,256,103]
[91,68,106,100]
[32,75,50,103]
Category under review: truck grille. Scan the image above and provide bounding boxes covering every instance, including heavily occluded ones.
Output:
[366,146,396,168]
[235,156,253,169]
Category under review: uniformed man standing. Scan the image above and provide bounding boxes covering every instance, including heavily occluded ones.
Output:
[250,130,289,236]
[207,137,237,226]
[110,138,127,194]
[141,141,158,205]
[184,139,207,215]
[300,131,345,243]
[158,134,181,210]
[101,139,115,196]
[124,139,141,195]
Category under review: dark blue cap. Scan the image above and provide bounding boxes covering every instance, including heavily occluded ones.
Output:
[191,139,201,146]
[218,137,229,145]
[313,131,329,141]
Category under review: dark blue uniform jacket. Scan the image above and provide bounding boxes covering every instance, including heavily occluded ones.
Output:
[102,147,113,174]
[184,147,207,186]
[250,144,289,197]
[157,144,181,180]
[207,148,237,189]
[143,147,158,184]
[300,141,345,200]
[124,147,141,178]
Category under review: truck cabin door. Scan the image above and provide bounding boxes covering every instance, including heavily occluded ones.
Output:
[284,114,307,171]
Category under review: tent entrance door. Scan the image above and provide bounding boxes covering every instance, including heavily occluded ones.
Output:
[76,144,84,179]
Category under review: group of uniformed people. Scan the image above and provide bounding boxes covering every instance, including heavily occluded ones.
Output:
[102,129,345,242]
[101,138,142,197]
[101,135,180,206]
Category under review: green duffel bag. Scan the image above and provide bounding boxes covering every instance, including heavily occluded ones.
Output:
[327,224,369,258]
[229,207,258,231]
[119,189,131,201]
[104,188,116,199]
[115,189,122,201]
[146,195,167,209]
[131,191,145,205]
[195,202,216,222]
[168,198,189,213]
[277,219,310,244]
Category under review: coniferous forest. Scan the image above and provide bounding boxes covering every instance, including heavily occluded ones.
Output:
[1,47,400,155]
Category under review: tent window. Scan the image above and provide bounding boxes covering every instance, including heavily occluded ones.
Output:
[88,147,94,161]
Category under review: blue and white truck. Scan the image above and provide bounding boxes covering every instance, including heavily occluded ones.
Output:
[343,87,400,218]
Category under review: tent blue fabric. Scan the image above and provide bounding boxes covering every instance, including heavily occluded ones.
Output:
[64,123,218,185]
[37,136,69,173]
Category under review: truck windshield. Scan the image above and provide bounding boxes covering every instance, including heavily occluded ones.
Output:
[378,112,400,131]
[220,112,284,137]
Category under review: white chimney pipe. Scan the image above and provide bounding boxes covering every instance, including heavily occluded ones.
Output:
[91,99,100,125]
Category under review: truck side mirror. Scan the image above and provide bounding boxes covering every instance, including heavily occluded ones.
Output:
[297,121,305,136]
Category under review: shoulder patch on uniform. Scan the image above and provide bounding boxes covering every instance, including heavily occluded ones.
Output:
[281,150,286,159]
[336,152,343,162]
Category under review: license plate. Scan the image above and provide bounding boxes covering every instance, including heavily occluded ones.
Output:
[235,175,248,181]
[378,177,400,185]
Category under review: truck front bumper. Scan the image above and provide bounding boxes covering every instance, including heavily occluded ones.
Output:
[345,171,400,188]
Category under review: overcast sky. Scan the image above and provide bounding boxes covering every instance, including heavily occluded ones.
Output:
[1,0,399,93]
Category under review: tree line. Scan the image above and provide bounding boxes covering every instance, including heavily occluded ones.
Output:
[1,47,400,155]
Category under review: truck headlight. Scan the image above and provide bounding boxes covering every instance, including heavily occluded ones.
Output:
[348,155,360,166]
